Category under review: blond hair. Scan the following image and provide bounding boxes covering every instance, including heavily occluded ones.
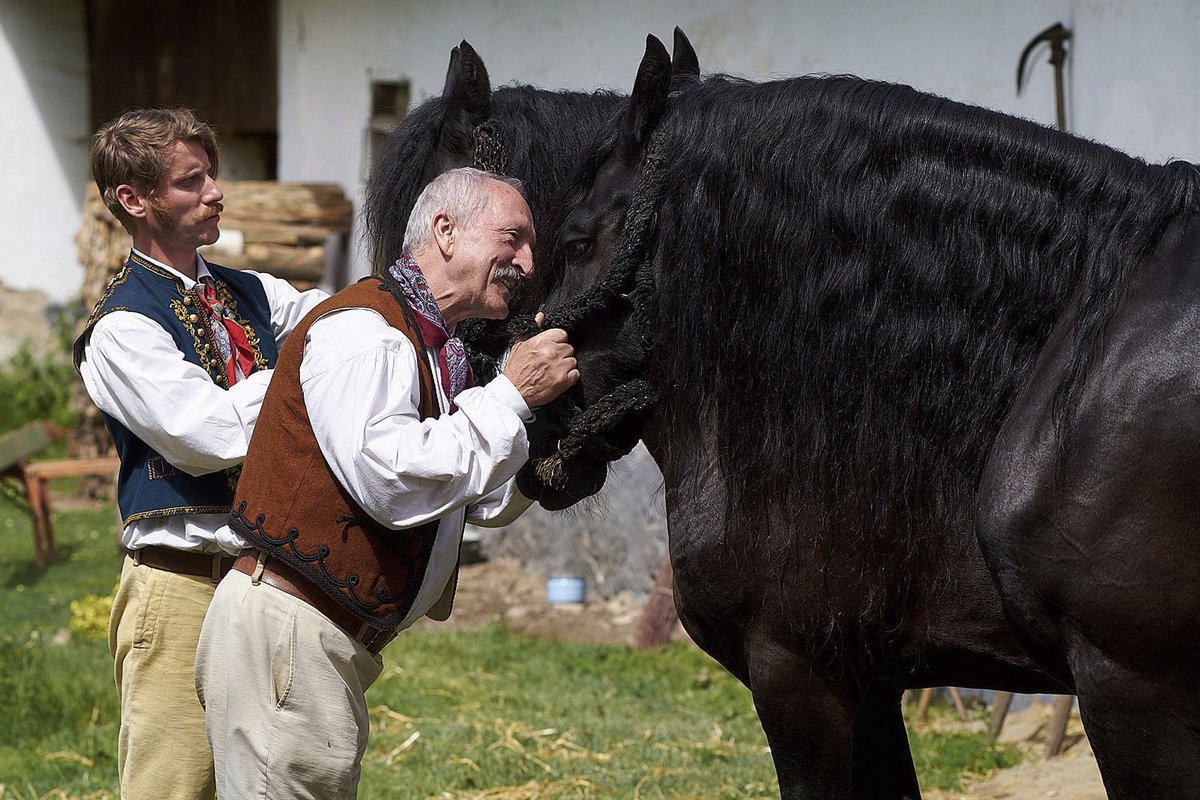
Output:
[90,108,219,233]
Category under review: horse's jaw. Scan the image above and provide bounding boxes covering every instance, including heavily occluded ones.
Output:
[516,458,608,511]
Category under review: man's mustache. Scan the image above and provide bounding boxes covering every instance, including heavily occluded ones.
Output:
[202,202,224,220]
[494,266,523,283]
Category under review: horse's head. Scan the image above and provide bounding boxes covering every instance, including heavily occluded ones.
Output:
[517,35,675,510]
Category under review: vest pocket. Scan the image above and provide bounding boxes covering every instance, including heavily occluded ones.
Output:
[147,456,180,481]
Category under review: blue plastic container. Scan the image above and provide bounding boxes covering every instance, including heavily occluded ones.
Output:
[546,576,586,604]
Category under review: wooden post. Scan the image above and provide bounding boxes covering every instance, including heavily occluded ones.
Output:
[916,687,934,721]
[989,691,1015,740]
[634,553,679,649]
[1045,694,1075,757]
[947,687,969,722]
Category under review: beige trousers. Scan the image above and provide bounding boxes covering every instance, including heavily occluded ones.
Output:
[195,569,384,800]
[109,555,218,800]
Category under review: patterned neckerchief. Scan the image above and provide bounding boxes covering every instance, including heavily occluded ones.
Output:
[388,254,474,408]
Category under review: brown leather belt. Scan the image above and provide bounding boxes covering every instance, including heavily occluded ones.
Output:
[129,545,235,584]
[233,549,398,655]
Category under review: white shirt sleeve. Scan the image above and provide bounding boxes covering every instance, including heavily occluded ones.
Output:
[249,270,328,343]
[78,312,270,476]
[300,308,531,529]
[467,483,534,527]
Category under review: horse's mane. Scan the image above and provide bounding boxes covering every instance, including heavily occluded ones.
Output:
[363,84,624,275]
[567,74,1200,585]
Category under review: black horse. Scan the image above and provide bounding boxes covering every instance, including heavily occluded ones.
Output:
[362,32,697,367]
[518,36,1200,799]
[362,30,701,274]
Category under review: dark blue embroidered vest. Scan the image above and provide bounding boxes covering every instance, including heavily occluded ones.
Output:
[74,252,278,527]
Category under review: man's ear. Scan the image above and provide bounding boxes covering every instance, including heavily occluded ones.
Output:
[115,184,149,220]
[432,212,455,257]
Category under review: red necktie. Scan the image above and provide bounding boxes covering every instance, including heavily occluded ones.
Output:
[197,277,257,385]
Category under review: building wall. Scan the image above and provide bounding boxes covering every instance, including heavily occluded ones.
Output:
[2,1,1197,301]
[277,0,1200,282]
[0,0,90,302]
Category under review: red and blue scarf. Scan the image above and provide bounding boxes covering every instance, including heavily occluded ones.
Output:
[389,254,475,411]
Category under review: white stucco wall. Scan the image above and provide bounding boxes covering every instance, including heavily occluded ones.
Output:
[277,0,1200,283]
[0,0,89,303]
[2,1,1197,300]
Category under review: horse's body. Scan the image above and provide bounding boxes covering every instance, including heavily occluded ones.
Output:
[519,37,1200,798]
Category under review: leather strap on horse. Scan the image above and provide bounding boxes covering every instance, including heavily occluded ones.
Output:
[510,136,669,488]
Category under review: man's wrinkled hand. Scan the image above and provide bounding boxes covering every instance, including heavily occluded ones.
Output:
[503,325,579,409]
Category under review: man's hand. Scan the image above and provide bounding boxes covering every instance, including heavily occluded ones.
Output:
[503,321,579,409]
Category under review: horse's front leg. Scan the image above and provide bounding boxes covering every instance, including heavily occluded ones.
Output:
[851,683,921,800]
[745,633,921,800]
[744,631,857,800]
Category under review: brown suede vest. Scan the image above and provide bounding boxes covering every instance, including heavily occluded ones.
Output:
[229,274,448,629]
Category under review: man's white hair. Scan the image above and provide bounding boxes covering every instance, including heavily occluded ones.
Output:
[402,167,525,253]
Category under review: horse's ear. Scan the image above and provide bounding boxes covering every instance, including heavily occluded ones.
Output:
[618,34,672,163]
[670,27,700,91]
[437,40,491,161]
[443,39,491,122]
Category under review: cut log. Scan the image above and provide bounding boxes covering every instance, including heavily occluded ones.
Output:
[219,222,337,247]
[240,243,327,282]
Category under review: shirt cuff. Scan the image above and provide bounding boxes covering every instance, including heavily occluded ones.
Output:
[484,374,533,422]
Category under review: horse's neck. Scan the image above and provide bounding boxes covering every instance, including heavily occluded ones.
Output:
[639,413,727,530]
[640,417,669,473]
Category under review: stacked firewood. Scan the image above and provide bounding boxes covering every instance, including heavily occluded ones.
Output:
[72,181,352,464]
[197,181,352,286]
[77,181,351,301]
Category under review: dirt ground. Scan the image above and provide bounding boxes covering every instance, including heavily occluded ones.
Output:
[411,558,682,646]
[432,560,1107,800]
[924,700,1105,800]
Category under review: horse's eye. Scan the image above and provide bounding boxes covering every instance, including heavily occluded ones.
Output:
[565,239,592,261]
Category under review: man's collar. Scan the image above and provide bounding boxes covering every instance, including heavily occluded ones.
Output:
[131,248,208,287]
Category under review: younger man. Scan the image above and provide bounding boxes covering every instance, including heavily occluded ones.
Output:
[75,108,326,799]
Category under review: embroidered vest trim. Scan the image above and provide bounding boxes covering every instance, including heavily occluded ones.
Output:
[73,253,277,527]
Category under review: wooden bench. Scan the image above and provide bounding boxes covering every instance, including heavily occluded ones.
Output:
[0,422,120,568]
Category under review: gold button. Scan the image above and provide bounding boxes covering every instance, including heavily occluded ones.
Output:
[197,328,207,337]
[183,296,193,306]
[188,314,198,323]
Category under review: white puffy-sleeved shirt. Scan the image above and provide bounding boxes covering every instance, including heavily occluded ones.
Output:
[220,305,535,629]
[77,250,328,554]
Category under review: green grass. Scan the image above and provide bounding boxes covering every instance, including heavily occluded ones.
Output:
[0,503,122,799]
[0,500,1020,799]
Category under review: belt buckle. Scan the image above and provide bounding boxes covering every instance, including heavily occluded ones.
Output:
[355,623,395,654]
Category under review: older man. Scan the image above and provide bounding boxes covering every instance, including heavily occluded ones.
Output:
[195,167,578,797]
[75,108,326,799]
